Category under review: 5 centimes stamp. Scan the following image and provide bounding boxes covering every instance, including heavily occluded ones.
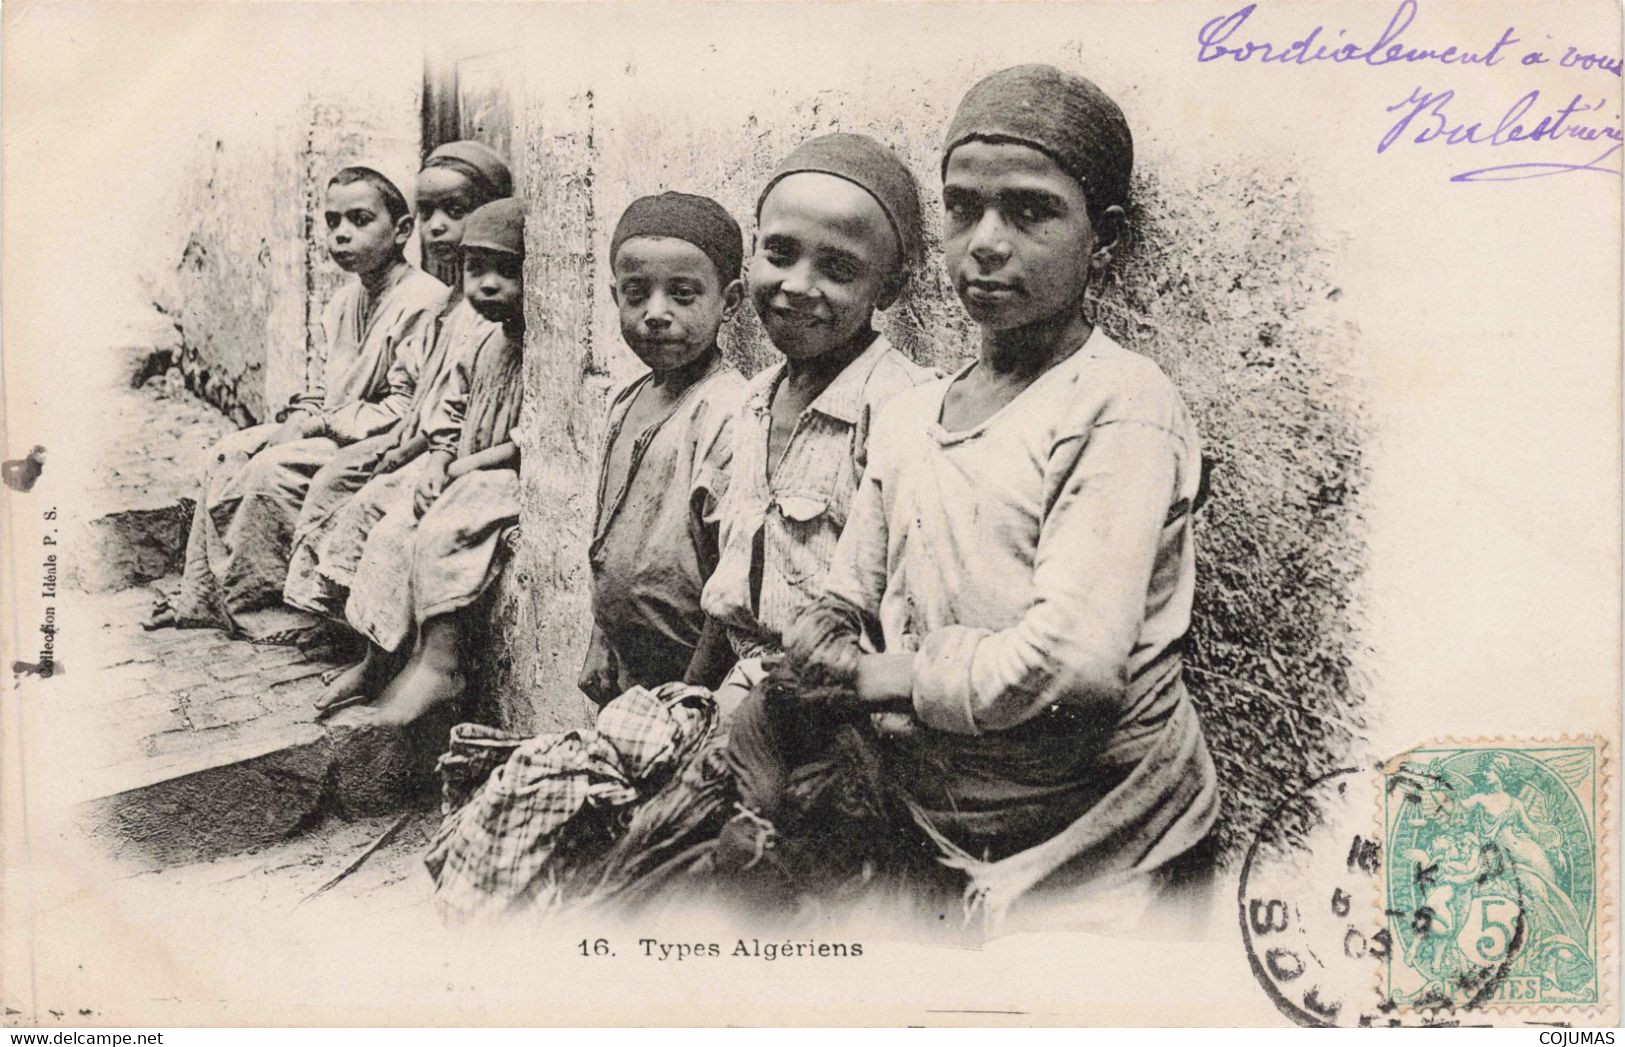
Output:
[1381,740,1608,1014]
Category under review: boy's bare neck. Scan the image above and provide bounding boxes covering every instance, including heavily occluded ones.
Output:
[359,258,406,298]
[648,345,720,393]
[781,327,876,398]
[980,308,1094,383]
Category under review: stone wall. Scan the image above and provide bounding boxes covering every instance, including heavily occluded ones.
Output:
[159,10,423,425]
[495,6,1371,856]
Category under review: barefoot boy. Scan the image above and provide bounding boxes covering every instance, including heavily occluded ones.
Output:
[772,66,1219,919]
[335,198,526,726]
[699,132,938,717]
[577,192,747,702]
[168,160,446,632]
[288,142,512,692]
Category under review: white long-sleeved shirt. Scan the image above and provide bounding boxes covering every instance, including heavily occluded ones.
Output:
[824,327,1201,740]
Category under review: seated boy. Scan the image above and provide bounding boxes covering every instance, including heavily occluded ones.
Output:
[577,192,748,702]
[333,198,527,726]
[420,139,938,916]
[759,66,1219,924]
[165,160,446,633]
[284,143,512,701]
[698,132,938,718]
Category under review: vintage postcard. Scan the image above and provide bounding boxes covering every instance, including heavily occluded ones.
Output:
[1,0,1619,1028]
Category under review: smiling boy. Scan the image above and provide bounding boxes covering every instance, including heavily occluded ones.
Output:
[699,133,937,717]
[578,192,748,701]
[167,160,445,633]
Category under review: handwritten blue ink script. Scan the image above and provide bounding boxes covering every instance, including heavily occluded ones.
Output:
[1197,0,1623,182]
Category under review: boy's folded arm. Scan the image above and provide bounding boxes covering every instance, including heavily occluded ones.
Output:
[910,422,1181,736]
[322,399,407,444]
[448,441,518,477]
[383,432,430,467]
[423,353,473,457]
[326,336,422,443]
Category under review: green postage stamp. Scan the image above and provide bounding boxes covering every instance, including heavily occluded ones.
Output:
[1382,740,1608,1011]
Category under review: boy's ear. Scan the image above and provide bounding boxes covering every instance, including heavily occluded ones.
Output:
[721,278,745,318]
[394,214,415,249]
[608,279,620,307]
[1088,204,1128,272]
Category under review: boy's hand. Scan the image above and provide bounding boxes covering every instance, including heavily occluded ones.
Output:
[412,452,453,517]
[375,445,410,475]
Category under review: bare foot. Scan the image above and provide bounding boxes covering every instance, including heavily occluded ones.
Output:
[368,655,465,728]
[142,593,175,631]
[313,646,389,716]
[324,703,386,729]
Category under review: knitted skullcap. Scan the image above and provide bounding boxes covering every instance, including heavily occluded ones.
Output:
[943,64,1133,216]
[461,198,524,256]
[421,140,514,200]
[610,191,745,284]
[757,132,924,269]
[330,156,416,214]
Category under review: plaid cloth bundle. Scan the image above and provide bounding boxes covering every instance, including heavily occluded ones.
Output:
[424,683,717,921]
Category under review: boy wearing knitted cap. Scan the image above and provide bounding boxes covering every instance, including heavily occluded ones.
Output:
[288,143,514,686]
[163,160,446,633]
[791,65,1219,922]
[699,132,936,719]
[576,192,748,701]
[335,198,527,727]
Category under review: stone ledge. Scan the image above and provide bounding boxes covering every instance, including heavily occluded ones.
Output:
[69,723,334,870]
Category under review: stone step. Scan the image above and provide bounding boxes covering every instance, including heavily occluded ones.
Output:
[39,586,443,870]
[68,370,237,594]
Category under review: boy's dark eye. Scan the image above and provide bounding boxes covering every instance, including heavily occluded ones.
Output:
[324,213,341,230]
[819,259,859,284]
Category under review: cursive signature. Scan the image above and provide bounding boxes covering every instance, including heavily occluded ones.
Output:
[1379,87,1624,181]
[1198,0,1520,68]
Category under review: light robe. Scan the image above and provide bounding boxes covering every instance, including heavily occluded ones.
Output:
[173,264,445,630]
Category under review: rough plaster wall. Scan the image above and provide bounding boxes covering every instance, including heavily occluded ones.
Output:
[163,13,423,425]
[169,101,305,426]
[503,6,1370,859]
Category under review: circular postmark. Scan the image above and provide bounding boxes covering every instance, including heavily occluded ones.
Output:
[1238,764,1528,1027]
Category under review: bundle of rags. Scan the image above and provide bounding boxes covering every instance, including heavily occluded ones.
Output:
[424,682,715,921]
[559,600,958,924]
[565,597,1215,935]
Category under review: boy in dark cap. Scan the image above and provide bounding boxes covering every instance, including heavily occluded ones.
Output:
[289,143,514,702]
[577,191,748,701]
[699,132,937,720]
[335,198,527,726]
[783,65,1218,926]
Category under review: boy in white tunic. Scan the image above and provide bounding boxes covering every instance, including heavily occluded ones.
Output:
[742,66,1219,921]
[165,161,445,633]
